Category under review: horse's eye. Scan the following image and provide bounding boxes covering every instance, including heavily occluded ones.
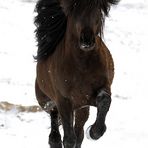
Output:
[95,18,99,25]
[94,14,99,24]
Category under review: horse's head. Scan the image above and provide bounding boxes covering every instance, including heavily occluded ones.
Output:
[74,9,100,51]
[62,0,119,51]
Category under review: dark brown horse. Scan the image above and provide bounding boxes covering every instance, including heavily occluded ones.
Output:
[34,0,119,148]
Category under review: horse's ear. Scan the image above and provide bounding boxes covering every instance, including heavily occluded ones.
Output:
[59,0,76,16]
[99,0,120,16]
[59,0,69,16]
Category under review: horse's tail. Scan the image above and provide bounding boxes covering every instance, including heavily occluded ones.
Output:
[34,0,67,61]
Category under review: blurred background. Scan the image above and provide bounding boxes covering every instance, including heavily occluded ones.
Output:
[0,0,148,147]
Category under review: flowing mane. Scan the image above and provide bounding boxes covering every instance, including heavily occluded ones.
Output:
[34,0,67,61]
[34,0,119,61]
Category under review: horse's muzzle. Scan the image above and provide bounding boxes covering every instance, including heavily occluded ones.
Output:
[80,28,95,51]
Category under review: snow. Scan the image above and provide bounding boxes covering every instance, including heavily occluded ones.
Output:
[0,0,37,105]
[0,0,148,147]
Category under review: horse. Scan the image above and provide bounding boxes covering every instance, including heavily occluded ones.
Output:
[34,0,119,148]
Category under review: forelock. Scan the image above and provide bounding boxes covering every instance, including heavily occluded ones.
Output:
[62,0,119,16]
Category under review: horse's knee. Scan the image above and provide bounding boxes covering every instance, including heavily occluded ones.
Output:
[63,135,77,148]
[96,90,111,112]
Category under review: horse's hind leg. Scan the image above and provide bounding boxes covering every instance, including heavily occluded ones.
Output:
[87,90,111,140]
[74,107,89,148]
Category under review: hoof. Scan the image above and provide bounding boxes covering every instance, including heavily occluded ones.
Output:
[86,125,106,140]
[86,126,96,141]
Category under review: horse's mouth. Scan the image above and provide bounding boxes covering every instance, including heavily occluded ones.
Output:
[80,43,96,51]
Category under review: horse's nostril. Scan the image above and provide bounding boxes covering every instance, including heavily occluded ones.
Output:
[80,32,95,48]
[80,35,95,51]
[80,42,95,52]
[81,44,91,49]
[80,27,96,51]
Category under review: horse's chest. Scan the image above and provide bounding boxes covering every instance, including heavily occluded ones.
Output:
[58,67,106,98]
[58,70,106,108]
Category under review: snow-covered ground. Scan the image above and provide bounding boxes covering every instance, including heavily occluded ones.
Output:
[0,0,148,147]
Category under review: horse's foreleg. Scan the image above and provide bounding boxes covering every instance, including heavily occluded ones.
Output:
[57,98,76,148]
[35,81,61,147]
[49,107,62,148]
[74,107,89,148]
[87,90,111,140]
